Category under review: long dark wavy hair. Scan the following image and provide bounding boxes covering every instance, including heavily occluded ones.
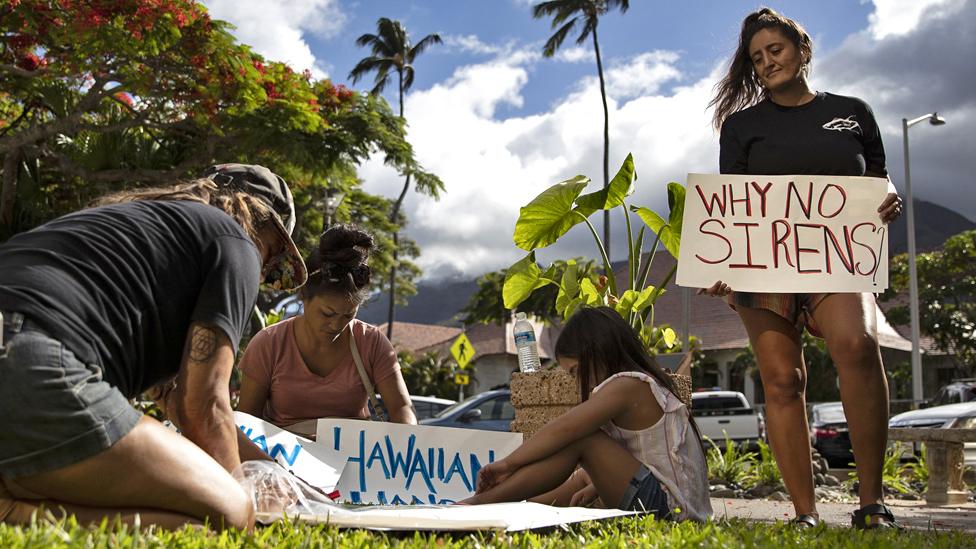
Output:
[300,224,374,304]
[709,7,814,130]
[555,307,680,402]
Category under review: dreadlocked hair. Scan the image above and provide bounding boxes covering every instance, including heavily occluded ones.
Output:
[92,178,275,242]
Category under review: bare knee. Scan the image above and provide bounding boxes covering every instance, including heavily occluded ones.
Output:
[761,365,806,406]
[204,484,253,531]
[829,332,880,369]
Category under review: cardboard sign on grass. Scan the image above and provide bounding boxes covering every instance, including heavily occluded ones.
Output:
[306,419,523,505]
[235,412,342,492]
[677,174,890,293]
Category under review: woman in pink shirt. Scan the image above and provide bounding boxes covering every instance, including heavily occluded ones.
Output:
[237,225,416,435]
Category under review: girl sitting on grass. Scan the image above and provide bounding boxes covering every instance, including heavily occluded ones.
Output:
[463,306,711,521]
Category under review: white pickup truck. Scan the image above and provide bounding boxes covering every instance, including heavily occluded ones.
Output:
[690,391,765,450]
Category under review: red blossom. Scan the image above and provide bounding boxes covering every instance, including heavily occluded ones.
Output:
[16,52,42,72]
[114,92,134,106]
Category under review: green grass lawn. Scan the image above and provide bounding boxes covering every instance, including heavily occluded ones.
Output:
[2,515,974,548]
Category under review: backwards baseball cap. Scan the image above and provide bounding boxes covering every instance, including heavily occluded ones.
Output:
[202,163,308,290]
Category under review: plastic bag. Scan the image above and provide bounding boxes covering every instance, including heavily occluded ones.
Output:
[232,460,341,521]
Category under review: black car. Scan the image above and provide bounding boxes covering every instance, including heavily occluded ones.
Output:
[809,402,853,467]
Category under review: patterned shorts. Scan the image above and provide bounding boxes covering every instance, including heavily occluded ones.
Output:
[727,292,829,337]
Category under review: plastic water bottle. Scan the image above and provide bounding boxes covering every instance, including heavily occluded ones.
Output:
[513,312,541,373]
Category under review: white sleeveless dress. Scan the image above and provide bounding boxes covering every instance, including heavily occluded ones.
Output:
[592,371,713,522]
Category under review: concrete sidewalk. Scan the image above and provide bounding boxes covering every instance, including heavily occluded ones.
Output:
[711,497,976,533]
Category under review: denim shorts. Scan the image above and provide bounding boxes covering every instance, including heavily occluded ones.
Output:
[618,464,672,519]
[0,311,141,478]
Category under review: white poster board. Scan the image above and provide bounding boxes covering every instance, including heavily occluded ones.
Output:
[677,173,889,293]
[306,419,523,505]
[235,412,341,492]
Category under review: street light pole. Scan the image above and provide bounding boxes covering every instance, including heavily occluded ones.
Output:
[902,112,946,408]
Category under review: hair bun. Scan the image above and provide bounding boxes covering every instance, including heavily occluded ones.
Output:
[312,224,374,270]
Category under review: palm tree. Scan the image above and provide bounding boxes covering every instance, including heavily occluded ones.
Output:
[532,0,629,261]
[349,18,442,340]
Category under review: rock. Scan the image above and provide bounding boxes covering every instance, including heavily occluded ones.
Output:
[749,484,778,498]
[812,461,823,475]
[712,488,738,498]
[820,458,830,472]
[814,487,831,500]
[814,473,826,485]
[768,491,791,502]
[709,478,727,486]
[823,474,840,486]
[709,483,728,491]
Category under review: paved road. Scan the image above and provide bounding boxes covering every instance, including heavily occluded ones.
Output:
[711,497,976,533]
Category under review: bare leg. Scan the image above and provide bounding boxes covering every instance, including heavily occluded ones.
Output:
[812,293,888,507]
[738,306,816,518]
[469,431,642,509]
[529,468,590,506]
[3,416,252,530]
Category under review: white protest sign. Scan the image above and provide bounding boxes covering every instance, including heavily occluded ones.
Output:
[304,419,523,505]
[677,173,890,293]
[235,412,341,492]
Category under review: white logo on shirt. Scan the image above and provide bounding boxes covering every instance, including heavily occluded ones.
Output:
[822,116,862,135]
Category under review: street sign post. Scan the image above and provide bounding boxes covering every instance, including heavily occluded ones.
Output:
[450,333,475,369]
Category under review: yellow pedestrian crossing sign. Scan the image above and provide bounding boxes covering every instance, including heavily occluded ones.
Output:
[450,332,475,369]
[454,372,470,386]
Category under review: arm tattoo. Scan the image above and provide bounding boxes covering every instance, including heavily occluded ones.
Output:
[189,325,218,363]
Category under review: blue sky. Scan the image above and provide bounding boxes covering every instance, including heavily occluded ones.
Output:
[203,0,976,279]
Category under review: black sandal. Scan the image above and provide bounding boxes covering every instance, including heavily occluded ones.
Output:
[789,514,820,528]
[851,503,902,530]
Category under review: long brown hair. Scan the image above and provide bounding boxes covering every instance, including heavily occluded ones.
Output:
[555,306,679,401]
[300,224,374,304]
[709,7,814,130]
[93,178,275,243]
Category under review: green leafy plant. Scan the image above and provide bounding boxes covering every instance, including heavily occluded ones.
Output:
[845,443,915,495]
[501,154,684,348]
[705,435,753,488]
[744,439,783,489]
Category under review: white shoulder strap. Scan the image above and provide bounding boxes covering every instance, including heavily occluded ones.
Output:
[348,324,387,421]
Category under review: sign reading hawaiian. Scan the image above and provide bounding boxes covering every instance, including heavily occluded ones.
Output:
[677,174,890,293]
[307,419,522,505]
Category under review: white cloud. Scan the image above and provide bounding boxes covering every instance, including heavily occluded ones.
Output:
[555,46,591,63]
[605,51,682,99]
[866,0,965,39]
[443,34,505,56]
[361,47,718,278]
[202,0,345,77]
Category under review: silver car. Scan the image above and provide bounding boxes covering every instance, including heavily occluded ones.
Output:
[888,402,976,466]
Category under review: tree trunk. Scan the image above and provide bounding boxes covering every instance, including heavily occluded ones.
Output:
[593,26,611,263]
[386,70,409,341]
[1,148,21,227]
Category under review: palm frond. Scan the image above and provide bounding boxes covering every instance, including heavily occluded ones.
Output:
[348,56,392,84]
[401,66,415,93]
[543,17,580,57]
[408,34,443,63]
[576,17,597,45]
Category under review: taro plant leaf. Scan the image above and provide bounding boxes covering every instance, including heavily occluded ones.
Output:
[665,181,685,253]
[614,286,656,316]
[555,260,581,316]
[579,277,602,306]
[662,327,677,349]
[632,205,678,259]
[576,153,636,211]
[514,175,592,251]
[503,252,553,309]
[563,296,584,321]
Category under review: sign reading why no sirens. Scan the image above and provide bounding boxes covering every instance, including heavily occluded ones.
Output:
[677,174,889,293]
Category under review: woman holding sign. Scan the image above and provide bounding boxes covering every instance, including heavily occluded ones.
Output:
[237,225,416,436]
[704,8,903,529]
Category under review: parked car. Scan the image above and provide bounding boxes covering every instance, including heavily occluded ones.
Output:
[370,394,457,421]
[926,380,976,407]
[420,389,514,432]
[271,293,303,321]
[690,390,765,450]
[888,402,976,466]
[809,402,853,467]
